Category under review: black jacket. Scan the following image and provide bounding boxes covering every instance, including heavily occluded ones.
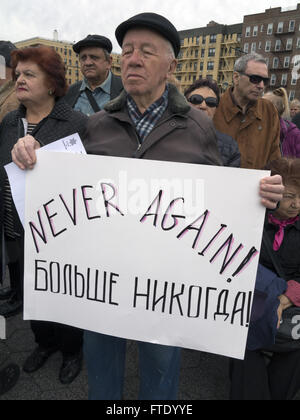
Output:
[0,98,88,236]
[260,214,300,282]
[64,73,123,110]
[216,130,241,168]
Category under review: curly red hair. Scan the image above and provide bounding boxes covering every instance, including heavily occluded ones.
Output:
[11,45,67,97]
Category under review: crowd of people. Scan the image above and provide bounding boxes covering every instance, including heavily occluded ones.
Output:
[0,11,300,400]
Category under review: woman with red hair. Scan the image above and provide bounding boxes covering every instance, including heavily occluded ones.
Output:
[0,46,87,385]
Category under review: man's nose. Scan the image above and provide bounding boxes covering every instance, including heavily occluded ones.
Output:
[127,49,143,65]
[84,56,94,66]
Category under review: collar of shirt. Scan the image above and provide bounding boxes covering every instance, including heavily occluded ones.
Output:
[127,85,169,143]
[80,71,112,95]
[229,87,257,115]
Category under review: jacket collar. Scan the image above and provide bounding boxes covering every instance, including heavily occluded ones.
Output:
[104,83,190,116]
[11,97,72,124]
[222,88,263,123]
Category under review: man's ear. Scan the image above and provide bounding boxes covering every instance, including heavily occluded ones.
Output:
[168,59,177,76]
[232,71,240,87]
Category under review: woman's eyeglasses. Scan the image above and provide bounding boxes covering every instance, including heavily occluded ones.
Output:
[187,95,219,108]
[239,72,270,86]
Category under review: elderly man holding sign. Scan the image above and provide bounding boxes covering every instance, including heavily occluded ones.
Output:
[12,13,284,400]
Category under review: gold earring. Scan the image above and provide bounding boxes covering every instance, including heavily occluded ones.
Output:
[48,89,53,96]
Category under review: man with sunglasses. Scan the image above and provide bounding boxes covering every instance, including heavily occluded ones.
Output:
[214,53,281,170]
[184,78,241,168]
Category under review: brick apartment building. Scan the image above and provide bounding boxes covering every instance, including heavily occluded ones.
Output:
[176,22,243,93]
[242,4,300,100]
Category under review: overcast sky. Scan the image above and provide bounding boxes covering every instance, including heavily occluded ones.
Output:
[1,0,298,52]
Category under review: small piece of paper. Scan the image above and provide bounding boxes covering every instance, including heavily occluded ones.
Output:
[5,133,86,227]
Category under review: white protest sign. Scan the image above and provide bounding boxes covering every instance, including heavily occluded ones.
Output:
[24,151,268,360]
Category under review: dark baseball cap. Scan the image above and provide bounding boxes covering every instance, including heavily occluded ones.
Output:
[73,35,113,54]
[115,12,181,58]
[0,41,17,68]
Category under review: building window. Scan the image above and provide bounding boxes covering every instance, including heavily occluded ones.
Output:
[258,42,262,50]
[273,57,279,69]
[289,20,295,32]
[207,61,214,71]
[270,74,276,86]
[284,56,290,68]
[267,23,273,35]
[275,40,281,51]
[289,91,296,101]
[244,43,249,53]
[253,26,258,36]
[208,48,216,57]
[281,74,288,86]
[265,41,271,52]
[277,22,284,33]
[245,26,251,37]
[297,38,300,49]
[251,42,256,52]
[286,39,293,50]
[260,24,264,33]
[291,76,297,86]
[210,34,217,43]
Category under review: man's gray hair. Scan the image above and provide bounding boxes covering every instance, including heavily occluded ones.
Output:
[164,39,175,60]
[234,53,267,73]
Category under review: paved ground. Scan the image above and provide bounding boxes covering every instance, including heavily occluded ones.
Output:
[0,310,232,400]
[0,279,300,400]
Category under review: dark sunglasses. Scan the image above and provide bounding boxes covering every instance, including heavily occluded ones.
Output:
[239,72,270,86]
[188,95,219,108]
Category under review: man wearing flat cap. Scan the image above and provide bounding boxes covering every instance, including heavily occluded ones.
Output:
[0,41,19,122]
[12,12,285,400]
[65,34,123,116]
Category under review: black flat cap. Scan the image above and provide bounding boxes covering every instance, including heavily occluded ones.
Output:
[115,12,181,58]
[73,35,113,54]
[0,41,17,68]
